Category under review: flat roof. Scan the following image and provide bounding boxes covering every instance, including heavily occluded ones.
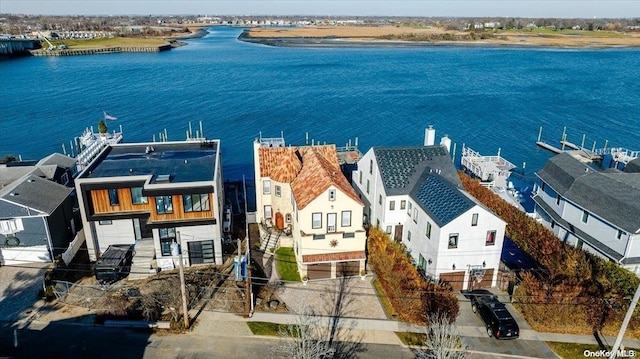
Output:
[84,141,218,183]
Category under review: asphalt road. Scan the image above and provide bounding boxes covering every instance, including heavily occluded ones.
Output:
[1,321,415,359]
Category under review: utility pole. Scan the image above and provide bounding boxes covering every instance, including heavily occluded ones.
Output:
[610,282,640,359]
[243,175,254,316]
[176,231,190,329]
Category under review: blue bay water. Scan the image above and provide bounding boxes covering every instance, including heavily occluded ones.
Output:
[1,27,639,181]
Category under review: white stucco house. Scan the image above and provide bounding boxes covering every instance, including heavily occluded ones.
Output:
[352,144,506,291]
[533,153,640,276]
[253,136,366,280]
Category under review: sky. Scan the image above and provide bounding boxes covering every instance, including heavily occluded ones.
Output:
[1,0,639,19]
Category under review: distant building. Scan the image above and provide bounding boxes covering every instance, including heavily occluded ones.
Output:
[75,140,225,277]
[533,153,640,276]
[352,135,506,291]
[253,135,367,280]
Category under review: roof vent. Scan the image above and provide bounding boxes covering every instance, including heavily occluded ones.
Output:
[10,192,18,196]
[145,146,155,154]
[27,179,35,183]
[129,168,134,173]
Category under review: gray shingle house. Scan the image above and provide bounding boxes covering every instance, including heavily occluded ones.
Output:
[533,153,640,276]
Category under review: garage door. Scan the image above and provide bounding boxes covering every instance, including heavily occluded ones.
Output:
[307,263,332,280]
[468,268,494,290]
[336,261,359,277]
[439,271,465,291]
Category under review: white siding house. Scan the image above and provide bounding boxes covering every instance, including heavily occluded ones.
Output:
[533,153,640,276]
[352,145,506,290]
[254,137,366,280]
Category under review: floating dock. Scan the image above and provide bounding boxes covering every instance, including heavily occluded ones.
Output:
[536,127,602,163]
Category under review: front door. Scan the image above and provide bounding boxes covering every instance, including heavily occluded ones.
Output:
[327,213,337,233]
[394,224,403,242]
[275,212,284,230]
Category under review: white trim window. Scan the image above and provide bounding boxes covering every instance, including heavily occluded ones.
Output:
[341,211,352,227]
[263,179,271,194]
[264,205,272,219]
[312,212,322,229]
[275,185,282,197]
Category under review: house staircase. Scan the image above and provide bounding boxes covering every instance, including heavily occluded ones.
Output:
[128,238,156,281]
[259,224,281,253]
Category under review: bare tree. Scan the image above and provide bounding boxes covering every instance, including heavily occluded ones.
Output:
[415,313,467,359]
[273,275,364,359]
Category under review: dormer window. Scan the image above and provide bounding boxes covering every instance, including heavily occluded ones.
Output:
[329,189,336,201]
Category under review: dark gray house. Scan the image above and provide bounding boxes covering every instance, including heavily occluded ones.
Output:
[533,153,640,276]
[0,155,79,266]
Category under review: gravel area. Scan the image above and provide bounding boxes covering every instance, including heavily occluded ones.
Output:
[276,276,388,320]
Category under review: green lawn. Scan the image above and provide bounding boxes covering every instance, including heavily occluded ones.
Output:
[395,332,427,346]
[275,247,301,282]
[546,342,639,359]
[50,37,169,49]
[247,321,293,336]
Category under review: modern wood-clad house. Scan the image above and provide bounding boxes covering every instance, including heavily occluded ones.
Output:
[75,141,225,273]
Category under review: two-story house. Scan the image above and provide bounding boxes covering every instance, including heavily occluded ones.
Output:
[75,141,225,273]
[253,137,366,280]
[352,145,506,291]
[533,153,640,276]
[0,154,79,265]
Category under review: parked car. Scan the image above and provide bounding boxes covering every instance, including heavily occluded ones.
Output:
[94,244,134,284]
[470,290,519,339]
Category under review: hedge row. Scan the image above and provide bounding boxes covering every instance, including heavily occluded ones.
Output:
[368,228,459,324]
[459,171,639,337]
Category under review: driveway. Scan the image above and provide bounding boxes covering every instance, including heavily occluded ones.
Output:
[0,263,49,323]
[457,289,559,358]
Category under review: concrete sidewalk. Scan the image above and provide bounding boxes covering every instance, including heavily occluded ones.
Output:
[191,310,640,349]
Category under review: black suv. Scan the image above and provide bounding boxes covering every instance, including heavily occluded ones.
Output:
[470,290,519,339]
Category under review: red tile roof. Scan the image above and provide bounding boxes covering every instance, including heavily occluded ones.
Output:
[302,250,366,264]
[259,145,363,210]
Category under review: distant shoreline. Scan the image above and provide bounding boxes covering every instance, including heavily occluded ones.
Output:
[239,26,640,49]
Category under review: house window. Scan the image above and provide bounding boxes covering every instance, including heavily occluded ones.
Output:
[329,189,336,201]
[342,232,355,238]
[155,195,173,214]
[472,213,478,226]
[183,194,210,212]
[313,234,325,240]
[386,225,392,234]
[419,254,426,270]
[108,188,119,206]
[400,200,406,210]
[98,220,112,225]
[407,231,412,242]
[556,194,561,205]
[61,172,70,185]
[541,182,546,191]
[263,180,271,194]
[327,213,337,232]
[312,212,322,229]
[286,213,292,223]
[275,185,281,197]
[617,230,625,240]
[378,195,382,205]
[407,202,412,215]
[486,230,496,246]
[0,219,23,233]
[389,201,395,210]
[366,179,370,194]
[413,208,418,223]
[426,222,432,239]
[369,159,373,174]
[159,227,176,256]
[341,211,351,227]
[551,220,555,229]
[131,187,148,204]
[264,205,272,219]
[359,170,362,184]
[448,233,459,249]
[581,210,589,223]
